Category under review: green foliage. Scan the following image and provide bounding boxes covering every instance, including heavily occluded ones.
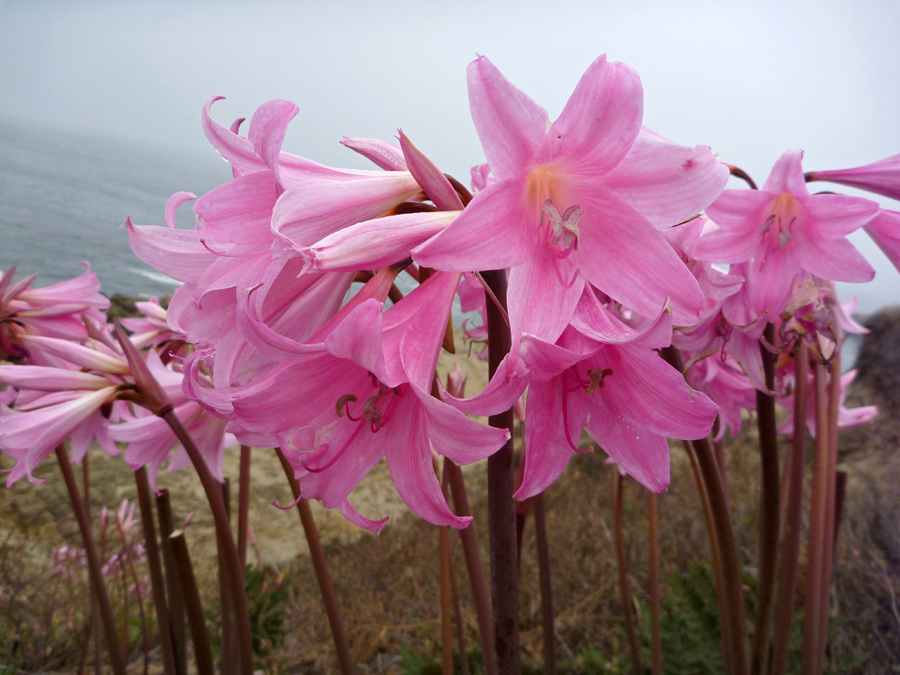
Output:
[244,564,290,658]
[399,644,486,674]
[209,563,290,665]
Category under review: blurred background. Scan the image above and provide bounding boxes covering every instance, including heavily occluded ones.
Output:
[1,0,898,311]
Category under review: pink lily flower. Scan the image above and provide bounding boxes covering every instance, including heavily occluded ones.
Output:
[514,323,718,499]
[234,271,509,528]
[0,371,120,485]
[0,264,109,360]
[683,354,757,441]
[696,149,879,319]
[414,55,727,349]
[806,153,900,201]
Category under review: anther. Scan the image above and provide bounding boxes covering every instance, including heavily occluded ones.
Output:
[586,368,614,395]
[335,394,358,418]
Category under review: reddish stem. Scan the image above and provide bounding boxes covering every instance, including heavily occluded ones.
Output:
[237,445,252,573]
[169,530,215,675]
[771,344,809,675]
[134,466,177,675]
[275,448,355,675]
[801,363,831,675]
[649,492,663,675]
[613,469,642,675]
[481,268,521,675]
[156,489,188,675]
[161,411,253,674]
[444,460,498,675]
[752,324,781,675]
[665,347,749,675]
[55,444,128,675]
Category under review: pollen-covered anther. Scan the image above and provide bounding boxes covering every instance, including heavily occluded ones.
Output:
[542,200,583,250]
[585,368,614,395]
[362,395,383,427]
[335,394,358,418]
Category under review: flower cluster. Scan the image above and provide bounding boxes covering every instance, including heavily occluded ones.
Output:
[3,53,893,533]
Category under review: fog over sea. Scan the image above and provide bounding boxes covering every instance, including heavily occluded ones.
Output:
[0,115,225,297]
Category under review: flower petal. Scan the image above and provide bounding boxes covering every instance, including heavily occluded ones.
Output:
[573,191,704,325]
[384,395,471,529]
[585,404,670,494]
[341,137,407,171]
[273,174,421,249]
[762,149,809,196]
[304,211,458,273]
[602,139,729,229]
[507,243,584,349]
[536,55,643,176]
[467,56,548,181]
[399,130,464,211]
[413,178,537,271]
[515,376,586,500]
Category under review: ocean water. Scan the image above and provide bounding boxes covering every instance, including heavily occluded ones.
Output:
[0,116,225,297]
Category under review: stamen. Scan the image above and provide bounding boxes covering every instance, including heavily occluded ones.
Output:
[362,395,383,428]
[561,390,593,454]
[335,394,358,418]
[271,494,304,511]
[301,420,367,473]
[585,368,614,395]
[370,391,399,433]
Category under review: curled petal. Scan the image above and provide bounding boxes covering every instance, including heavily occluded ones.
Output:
[341,137,407,171]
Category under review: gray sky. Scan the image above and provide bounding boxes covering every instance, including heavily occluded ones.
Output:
[2,0,899,311]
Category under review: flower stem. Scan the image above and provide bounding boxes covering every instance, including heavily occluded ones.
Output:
[801,362,831,675]
[55,444,127,675]
[134,466,177,675]
[275,448,355,675]
[682,440,732,673]
[771,343,809,675]
[237,445,252,573]
[752,324,781,675]
[665,347,749,675]
[613,469,642,675]
[169,529,215,675]
[156,489,188,675]
[444,460,497,675]
[480,268,521,675]
[649,491,663,675]
[161,411,253,674]
[534,493,557,675]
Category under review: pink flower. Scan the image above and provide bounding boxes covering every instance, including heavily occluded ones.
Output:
[414,55,727,349]
[696,150,879,319]
[233,272,508,528]
[514,324,718,499]
[806,153,900,201]
[0,264,109,361]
